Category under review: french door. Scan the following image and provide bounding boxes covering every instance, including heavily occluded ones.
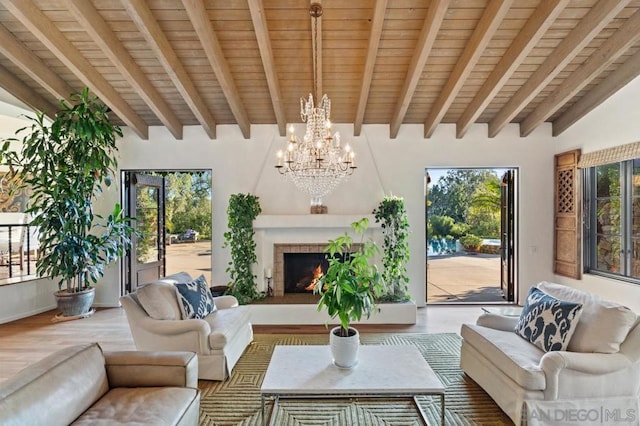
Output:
[500,170,515,302]
[124,172,166,292]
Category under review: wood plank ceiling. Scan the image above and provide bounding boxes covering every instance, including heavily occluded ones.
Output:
[0,0,638,140]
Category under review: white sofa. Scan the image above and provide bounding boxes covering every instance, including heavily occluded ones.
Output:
[120,272,253,381]
[460,282,640,425]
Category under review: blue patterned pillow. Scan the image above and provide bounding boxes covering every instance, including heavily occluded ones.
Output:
[174,275,216,319]
[515,287,583,352]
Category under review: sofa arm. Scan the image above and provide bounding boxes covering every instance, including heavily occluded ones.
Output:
[476,313,519,331]
[138,316,212,336]
[214,295,239,309]
[540,351,633,400]
[105,350,199,389]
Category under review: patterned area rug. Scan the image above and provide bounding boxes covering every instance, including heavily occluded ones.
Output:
[198,333,512,425]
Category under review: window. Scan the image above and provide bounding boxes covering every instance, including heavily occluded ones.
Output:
[584,158,640,282]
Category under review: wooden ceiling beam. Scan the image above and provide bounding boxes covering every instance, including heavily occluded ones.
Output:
[553,49,640,136]
[354,0,387,136]
[182,0,251,139]
[521,9,640,137]
[0,0,148,139]
[424,0,512,138]
[488,0,630,138]
[68,0,182,140]
[0,24,74,104]
[389,0,449,139]
[122,0,216,139]
[0,64,57,117]
[248,0,286,136]
[456,0,569,139]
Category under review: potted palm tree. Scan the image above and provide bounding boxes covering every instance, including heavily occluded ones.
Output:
[0,88,136,318]
[314,217,384,368]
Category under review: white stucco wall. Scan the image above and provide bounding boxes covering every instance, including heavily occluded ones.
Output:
[3,74,639,323]
[113,121,556,310]
[554,75,640,312]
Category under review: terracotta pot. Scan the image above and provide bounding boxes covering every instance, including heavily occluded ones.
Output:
[54,287,95,317]
[330,326,359,368]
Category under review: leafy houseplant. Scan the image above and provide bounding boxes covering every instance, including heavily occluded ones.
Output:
[373,196,410,302]
[460,233,483,252]
[314,217,383,368]
[223,193,262,305]
[0,88,136,317]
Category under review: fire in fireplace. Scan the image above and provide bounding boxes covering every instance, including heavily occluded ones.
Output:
[283,253,328,293]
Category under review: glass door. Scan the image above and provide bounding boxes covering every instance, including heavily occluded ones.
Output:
[124,172,165,292]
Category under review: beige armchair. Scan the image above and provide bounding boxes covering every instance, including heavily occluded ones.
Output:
[460,282,640,425]
[120,273,253,381]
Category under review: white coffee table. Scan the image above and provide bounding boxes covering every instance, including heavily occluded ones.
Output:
[261,345,446,425]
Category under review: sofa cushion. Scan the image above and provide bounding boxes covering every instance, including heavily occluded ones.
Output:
[204,306,252,350]
[461,323,546,390]
[72,387,199,425]
[174,275,217,320]
[537,282,638,353]
[0,343,109,426]
[136,282,183,321]
[515,287,583,352]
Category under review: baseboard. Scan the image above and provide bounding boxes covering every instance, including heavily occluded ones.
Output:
[0,304,56,325]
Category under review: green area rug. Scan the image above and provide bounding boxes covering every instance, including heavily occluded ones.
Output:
[198,333,512,425]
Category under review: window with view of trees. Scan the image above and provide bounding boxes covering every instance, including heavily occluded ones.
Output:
[584,159,640,281]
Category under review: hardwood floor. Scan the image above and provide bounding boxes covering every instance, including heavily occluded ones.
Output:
[0,304,484,383]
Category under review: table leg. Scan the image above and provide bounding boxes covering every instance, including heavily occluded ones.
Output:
[268,396,279,426]
[414,395,445,426]
[414,396,428,426]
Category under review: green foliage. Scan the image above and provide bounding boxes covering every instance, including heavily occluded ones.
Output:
[460,234,483,251]
[373,196,410,302]
[429,215,455,239]
[223,193,262,304]
[314,218,384,336]
[428,170,497,223]
[467,175,501,238]
[0,88,136,292]
[165,171,212,238]
[450,222,470,239]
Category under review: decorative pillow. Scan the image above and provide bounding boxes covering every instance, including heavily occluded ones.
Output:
[537,282,638,353]
[515,287,583,352]
[174,275,217,319]
[136,282,183,320]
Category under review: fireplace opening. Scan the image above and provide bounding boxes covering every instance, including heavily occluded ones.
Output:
[283,253,328,293]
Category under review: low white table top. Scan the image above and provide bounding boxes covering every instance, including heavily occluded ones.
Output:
[261,345,445,395]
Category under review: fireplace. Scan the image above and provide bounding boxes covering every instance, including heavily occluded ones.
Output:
[272,243,359,297]
[273,244,327,297]
[283,253,327,293]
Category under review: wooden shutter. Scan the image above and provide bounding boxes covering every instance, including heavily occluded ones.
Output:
[554,149,581,279]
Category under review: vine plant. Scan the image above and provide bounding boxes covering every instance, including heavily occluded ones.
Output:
[373,195,410,302]
[223,193,262,304]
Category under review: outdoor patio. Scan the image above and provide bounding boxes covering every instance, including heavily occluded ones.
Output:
[427,253,505,303]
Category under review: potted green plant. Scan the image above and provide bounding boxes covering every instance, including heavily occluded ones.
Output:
[314,217,384,368]
[0,88,136,318]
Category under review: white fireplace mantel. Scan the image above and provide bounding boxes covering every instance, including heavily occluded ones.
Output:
[249,213,415,325]
[254,214,379,230]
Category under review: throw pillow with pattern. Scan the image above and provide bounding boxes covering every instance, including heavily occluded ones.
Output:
[515,287,583,352]
[174,275,217,319]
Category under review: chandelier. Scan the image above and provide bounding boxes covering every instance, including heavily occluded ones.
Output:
[275,3,356,212]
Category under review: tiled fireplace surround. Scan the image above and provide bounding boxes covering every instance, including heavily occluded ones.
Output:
[250,214,417,325]
[273,243,328,297]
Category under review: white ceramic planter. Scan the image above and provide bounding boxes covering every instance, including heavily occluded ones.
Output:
[329,326,359,368]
